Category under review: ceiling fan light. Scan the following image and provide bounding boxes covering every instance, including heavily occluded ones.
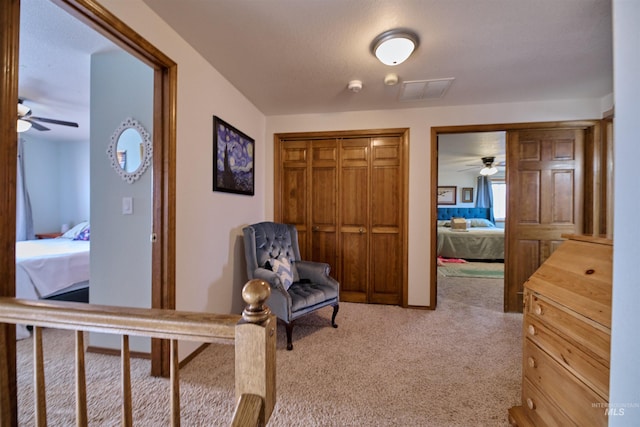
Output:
[17,119,32,133]
[18,103,31,117]
[372,30,419,66]
[480,166,498,176]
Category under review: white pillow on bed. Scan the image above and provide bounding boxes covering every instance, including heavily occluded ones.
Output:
[468,218,495,227]
[60,221,89,239]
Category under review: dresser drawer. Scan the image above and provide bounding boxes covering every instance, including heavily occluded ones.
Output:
[524,314,609,399]
[521,378,576,427]
[526,291,610,367]
[524,340,607,427]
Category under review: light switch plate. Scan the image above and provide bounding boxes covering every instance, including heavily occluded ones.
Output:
[122,197,133,215]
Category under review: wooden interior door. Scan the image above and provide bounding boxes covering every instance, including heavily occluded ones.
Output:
[310,140,339,273]
[505,128,584,312]
[280,141,310,257]
[275,128,408,306]
[339,138,370,302]
[369,137,404,304]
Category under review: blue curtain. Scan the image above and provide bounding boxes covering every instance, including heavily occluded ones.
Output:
[16,138,34,241]
[476,175,495,223]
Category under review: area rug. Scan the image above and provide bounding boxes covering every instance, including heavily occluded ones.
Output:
[438,261,504,279]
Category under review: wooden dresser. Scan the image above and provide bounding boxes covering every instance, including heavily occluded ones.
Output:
[509,234,612,427]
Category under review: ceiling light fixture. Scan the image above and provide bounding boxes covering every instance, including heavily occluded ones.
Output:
[371,29,419,66]
[17,119,32,133]
[17,103,32,132]
[479,156,498,176]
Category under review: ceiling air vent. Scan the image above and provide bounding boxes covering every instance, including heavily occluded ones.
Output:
[399,78,454,102]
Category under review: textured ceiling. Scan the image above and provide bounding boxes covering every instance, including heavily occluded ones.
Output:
[19,0,116,142]
[143,0,612,116]
[438,132,507,178]
[18,0,612,143]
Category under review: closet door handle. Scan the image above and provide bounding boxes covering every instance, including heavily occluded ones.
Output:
[312,226,319,231]
[359,228,364,234]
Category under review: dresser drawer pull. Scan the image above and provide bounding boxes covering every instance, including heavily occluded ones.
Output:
[526,397,536,410]
[534,304,543,315]
[527,357,537,368]
[527,324,536,336]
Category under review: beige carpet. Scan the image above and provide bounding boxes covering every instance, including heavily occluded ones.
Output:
[17,277,522,426]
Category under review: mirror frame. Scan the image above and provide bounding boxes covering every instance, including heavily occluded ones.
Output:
[107,117,152,183]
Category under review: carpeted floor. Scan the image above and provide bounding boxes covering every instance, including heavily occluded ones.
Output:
[438,261,504,279]
[17,276,521,426]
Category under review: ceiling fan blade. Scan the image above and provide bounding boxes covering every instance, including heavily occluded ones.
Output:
[457,166,479,172]
[29,120,50,131]
[29,116,79,128]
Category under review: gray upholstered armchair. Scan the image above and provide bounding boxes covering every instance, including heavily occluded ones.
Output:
[242,222,339,350]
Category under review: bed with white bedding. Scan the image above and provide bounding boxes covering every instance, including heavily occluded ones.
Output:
[15,222,90,339]
[16,238,90,300]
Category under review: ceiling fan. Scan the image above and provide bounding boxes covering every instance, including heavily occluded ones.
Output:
[17,99,79,133]
[457,156,506,175]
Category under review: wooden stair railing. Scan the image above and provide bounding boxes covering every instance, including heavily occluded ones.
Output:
[0,279,275,427]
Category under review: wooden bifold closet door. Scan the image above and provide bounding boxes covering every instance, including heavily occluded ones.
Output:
[275,129,408,305]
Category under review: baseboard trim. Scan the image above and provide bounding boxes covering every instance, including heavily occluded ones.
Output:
[87,345,151,359]
[406,304,435,310]
[179,342,210,369]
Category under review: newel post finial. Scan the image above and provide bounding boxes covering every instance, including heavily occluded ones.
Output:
[241,279,271,323]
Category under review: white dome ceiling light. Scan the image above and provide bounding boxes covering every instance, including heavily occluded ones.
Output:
[371,29,419,66]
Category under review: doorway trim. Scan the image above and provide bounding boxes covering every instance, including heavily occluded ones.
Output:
[431,120,599,311]
[1,0,177,385]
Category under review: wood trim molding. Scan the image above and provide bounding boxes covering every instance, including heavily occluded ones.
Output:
[31,0,176,378]
[0,1,21,423]
[430,120,600,311]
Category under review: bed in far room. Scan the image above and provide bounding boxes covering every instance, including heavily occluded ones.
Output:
[437,207,504,261]
[15,222,90,339]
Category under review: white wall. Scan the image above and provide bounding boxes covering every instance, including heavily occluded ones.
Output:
[22,136,89,234]
[101,0,267,359]
[89,50,154,352]
[58,140,90,227]
[266,99,605,306]
[610,0,640,424]
[436,170,477,207]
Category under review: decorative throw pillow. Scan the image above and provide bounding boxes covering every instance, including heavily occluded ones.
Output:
[269,256,294,290]
[61,221,89,239]
[74,226,90,241]
[468,218,495,228]
[291,260,300,283]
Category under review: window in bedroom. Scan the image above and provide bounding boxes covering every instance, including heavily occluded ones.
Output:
[492,180,506,220]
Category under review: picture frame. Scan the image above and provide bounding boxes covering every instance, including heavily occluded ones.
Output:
[213,116,255,195]
[461,187,474,203]
[437,186,457,205]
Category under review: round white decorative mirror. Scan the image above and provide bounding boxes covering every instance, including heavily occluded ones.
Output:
[107,117,152,183]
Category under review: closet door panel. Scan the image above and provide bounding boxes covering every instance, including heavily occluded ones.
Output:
[370,233,402,304]
[340,139,369,302]
[311,140,338,270]
[370,137,403,303]
[281,141,310,257]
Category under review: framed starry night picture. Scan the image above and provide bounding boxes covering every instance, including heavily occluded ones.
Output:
[213,116,255,195]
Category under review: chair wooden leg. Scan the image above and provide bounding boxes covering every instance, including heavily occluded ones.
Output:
[285,322,294,351]
[331,304,339,328]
